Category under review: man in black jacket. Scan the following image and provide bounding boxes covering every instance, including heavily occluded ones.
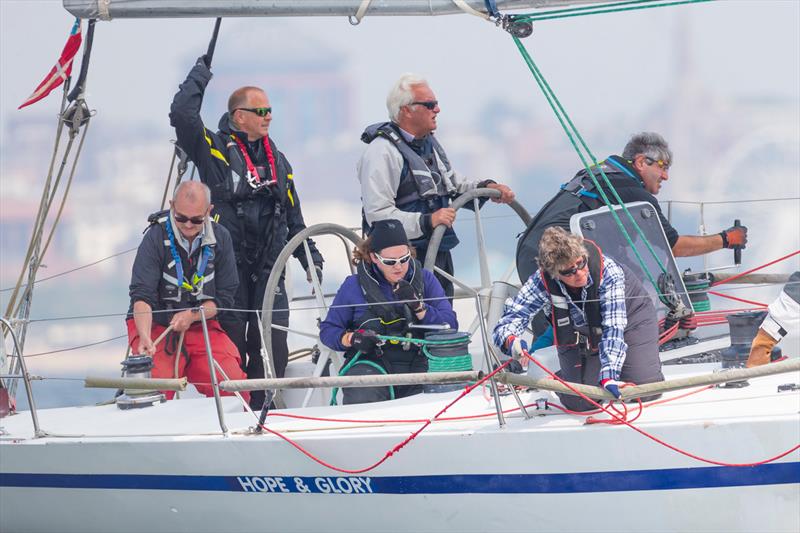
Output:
[127,181,248,402]
[517,132,748,281]
[170,55,324,409]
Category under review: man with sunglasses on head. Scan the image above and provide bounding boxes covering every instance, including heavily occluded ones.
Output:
[518,132,748,280]
[358,73,515,297]
[127,181,249,402]
[170,55,324,409]
[493,227,663,411]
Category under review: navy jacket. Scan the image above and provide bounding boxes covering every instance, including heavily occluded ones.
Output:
[320,263,458,352]
[169,59,322,273]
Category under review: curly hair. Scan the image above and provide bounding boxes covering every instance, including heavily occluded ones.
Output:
[352,236,416,266]
[537,227,587,277]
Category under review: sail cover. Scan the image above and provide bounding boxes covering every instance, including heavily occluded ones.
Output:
[63,0,602,20]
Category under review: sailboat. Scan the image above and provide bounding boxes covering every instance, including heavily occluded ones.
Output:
[1,1,798,531]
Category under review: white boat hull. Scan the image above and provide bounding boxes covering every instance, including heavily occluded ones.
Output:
[2,368,799,532]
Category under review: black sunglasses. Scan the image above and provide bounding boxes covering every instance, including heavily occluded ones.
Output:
[410,100,438,110]
[174,213,206,225]
[558,256,588,277]
[236,107,272,117]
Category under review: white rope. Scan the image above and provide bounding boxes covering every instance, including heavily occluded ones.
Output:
[452,0,491,20]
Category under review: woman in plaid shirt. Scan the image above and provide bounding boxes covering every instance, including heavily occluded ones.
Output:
[493,227,663,411]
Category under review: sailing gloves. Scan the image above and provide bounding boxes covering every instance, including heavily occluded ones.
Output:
[197,54,211,69]
[503,335,529,360]
[720,225,748,249]
[746,328,777,368]
[350,329,382,355]
[305,264,323,285]
[393,280,424,313]
[601,378,625,399]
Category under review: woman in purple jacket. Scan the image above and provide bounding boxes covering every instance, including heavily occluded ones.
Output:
[320,219,457,404]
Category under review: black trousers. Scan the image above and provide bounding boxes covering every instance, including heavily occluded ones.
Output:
[221,260,289,410]
[415,246,454,298]
[341,352,428,405]
[554,341,664,412]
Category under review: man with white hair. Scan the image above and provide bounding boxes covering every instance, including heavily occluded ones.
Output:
[358,73,516,297]
[517,132,749,282]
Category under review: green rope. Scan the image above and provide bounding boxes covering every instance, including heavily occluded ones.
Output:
[422,345,473,373]
[511,35,673,304]
[329,351,396,406]
[516,0,714,22]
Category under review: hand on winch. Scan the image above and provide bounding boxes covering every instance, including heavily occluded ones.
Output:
[136,336,156,357]
[348,329,383,356]
[720,224,748,249]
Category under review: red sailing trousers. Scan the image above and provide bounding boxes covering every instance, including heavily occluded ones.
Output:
[126,318,249,403]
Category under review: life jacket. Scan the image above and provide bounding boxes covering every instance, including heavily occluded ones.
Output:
[540,240,604,350]
[147,210,218,311]
[361,122,459,250]
[515,155,643,282]
[347,258,426,364]
[201,115,297,269]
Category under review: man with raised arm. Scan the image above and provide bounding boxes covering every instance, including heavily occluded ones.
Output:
[358,73,515,297]
[170,54,324,409]
[127,181,248,402]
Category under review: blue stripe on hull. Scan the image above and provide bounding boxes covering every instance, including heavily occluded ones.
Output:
[2,463,798,494]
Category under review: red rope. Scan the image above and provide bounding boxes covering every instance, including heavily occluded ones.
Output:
[522,351,800,467]
[254,360,513,474]
[707,290,767,308]
[710,250,800,287]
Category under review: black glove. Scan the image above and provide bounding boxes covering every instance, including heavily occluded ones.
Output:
[679,313,698,331]
[197,54,211,69]
[393,280,424,312]
[305,264,323,285]
[721,225,748,249]
[350,329,382,355]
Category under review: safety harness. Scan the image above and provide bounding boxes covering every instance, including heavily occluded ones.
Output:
[540,239,604,350]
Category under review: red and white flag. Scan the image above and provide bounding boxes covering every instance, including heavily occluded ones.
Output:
[18,18,82,110]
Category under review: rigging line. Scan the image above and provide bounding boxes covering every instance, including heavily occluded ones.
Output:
[511,37,670,303]
[13,279,793,325]
[3,83,72,318]
[517,0,715,22]
[666,197,800,205]
[0,247,137,293]
[22,335,128,358]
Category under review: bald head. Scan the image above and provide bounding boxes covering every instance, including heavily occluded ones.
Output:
[228,86,266,113]
[173,180,211,208]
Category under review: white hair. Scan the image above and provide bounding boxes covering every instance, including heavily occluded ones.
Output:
[386,73,428,122]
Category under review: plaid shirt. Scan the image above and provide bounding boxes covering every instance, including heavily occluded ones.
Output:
[492,255,628,382]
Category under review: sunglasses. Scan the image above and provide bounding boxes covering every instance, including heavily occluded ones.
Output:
[236,107,272,117]
[558,256,588,277]
[174,213,206,225]
[374,252,412,267]
[644,156,670,170]
[410,100,438,111]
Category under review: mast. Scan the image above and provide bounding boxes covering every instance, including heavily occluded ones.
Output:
[63,0,602,20]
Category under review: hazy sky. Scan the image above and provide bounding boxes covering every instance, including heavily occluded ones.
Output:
[1,0,798,132]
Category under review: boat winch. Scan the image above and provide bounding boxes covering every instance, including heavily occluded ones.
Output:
[115,355,166,410]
